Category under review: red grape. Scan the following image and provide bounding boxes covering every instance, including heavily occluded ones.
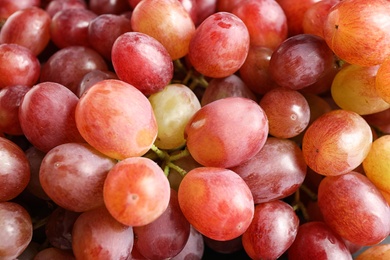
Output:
[0,84,30,135]
[231,0,288,50]
[171,225,204,260]
[103,157,171,226]
[0,137,30,202]
[88,14,132,61]
[50,8,97,49]
[0,43,40,89]
[133,189,190,259]
[25,146,49,200]
[76,69,118,98]
[40,46,108,94]
[355,244,390,260]
[185,97,269,168]
[33,247,75,260]
[260,87,310,138]
[231,137,307,204]
[0,0,40,22]
[0,7,51,56]
[111,32,174,96]
[288,221,353,260]
[269,34,335,90]
[39,142,117,212]
[0,202,33,260]
[88,0,130,15]
[45,0,87,18]
[318,172,390,246]
[72,206,134,260]
[302,109,373,176]
[178,167,254,241]
[75,79,158,160]
[188,12,250,78]
[242,200,299,260]
[19,82,85,153]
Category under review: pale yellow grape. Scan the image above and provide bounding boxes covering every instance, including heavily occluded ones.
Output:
[149,84,201,150]
[331,64,390,115]
[363,135,390,193]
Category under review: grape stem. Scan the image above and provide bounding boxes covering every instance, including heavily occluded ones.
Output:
[150,144,189,177]
[299,184,318,201]
[293,188,311,221]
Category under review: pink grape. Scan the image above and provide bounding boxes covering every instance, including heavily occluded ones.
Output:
[188,12,250,78]
[75,79,158,160]
[19,82,85,153]
[72,206,134,260]
[111,32,174,96]
[103,157,171,226]
[178,167,254,241]
[0,137,30,202]
[185,97,268,168]
[39,142,117,212]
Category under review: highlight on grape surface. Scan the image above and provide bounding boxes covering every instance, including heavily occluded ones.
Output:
[1,0,390,259]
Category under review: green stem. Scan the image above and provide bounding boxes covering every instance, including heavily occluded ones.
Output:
[169,148,190,162]
[167,162,187,177]
[150,144,168,161]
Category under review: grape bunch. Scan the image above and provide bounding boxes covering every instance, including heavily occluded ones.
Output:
[1,0,390,259]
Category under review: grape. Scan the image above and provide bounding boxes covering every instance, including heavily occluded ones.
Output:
[88,0,130,15]
[318,171,390,246]
[259,87,310,138]
[0,7,51,56]
[25,146,49,200]
[19,82,85,153]
[188,12,250,78]
[231,0,288,50]
[363,108,390,134]
[178,167,254,241]
[0,137,30,202]
[75,79,158,160]
[194,0,217,26]
[302,109,373,176]
[302,0,341,38]
[276,0,321,36]
[50,8,97,49]
[287,221,353,260]
[375,56,390,104]
[111,32,174,96]
[331,64,390,115]
[200,74,257,106]
[39,142,117,212]
[0,202,33,260]
[0,84,30,135]
[72,206,134,260]
[216,0,242,12]
[88,14,132,61]
[171,225,204,260]
[131,0,196,60]
[269,33,335,90]
[238,45,279,95]
[363,135,390,193]
[149,83,201,150]
[40,46,108,94]
[0,43,40,89]
[0,0,40,22]
[45,207,81,250]
[242,200,299,260]
[230,137,307,204]
[185,97,269,168]
[133,189,190,259]
[179,0,198,25]
[103,157,171,226]
[76,69,118,98]
[45,0,87,18]
[33,247,75,260]
[355,244,390,260]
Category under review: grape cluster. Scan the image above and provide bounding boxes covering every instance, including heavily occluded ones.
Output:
[1,0,390,259]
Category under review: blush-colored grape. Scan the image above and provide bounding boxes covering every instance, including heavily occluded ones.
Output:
[0,137,30,202]
[111,32,174,96]
[188,12,250,78]
[185,97,268,168]
[318,172,390,246]
[75,79,157,160]
[103,157,171,226]
[178,167,254,241]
